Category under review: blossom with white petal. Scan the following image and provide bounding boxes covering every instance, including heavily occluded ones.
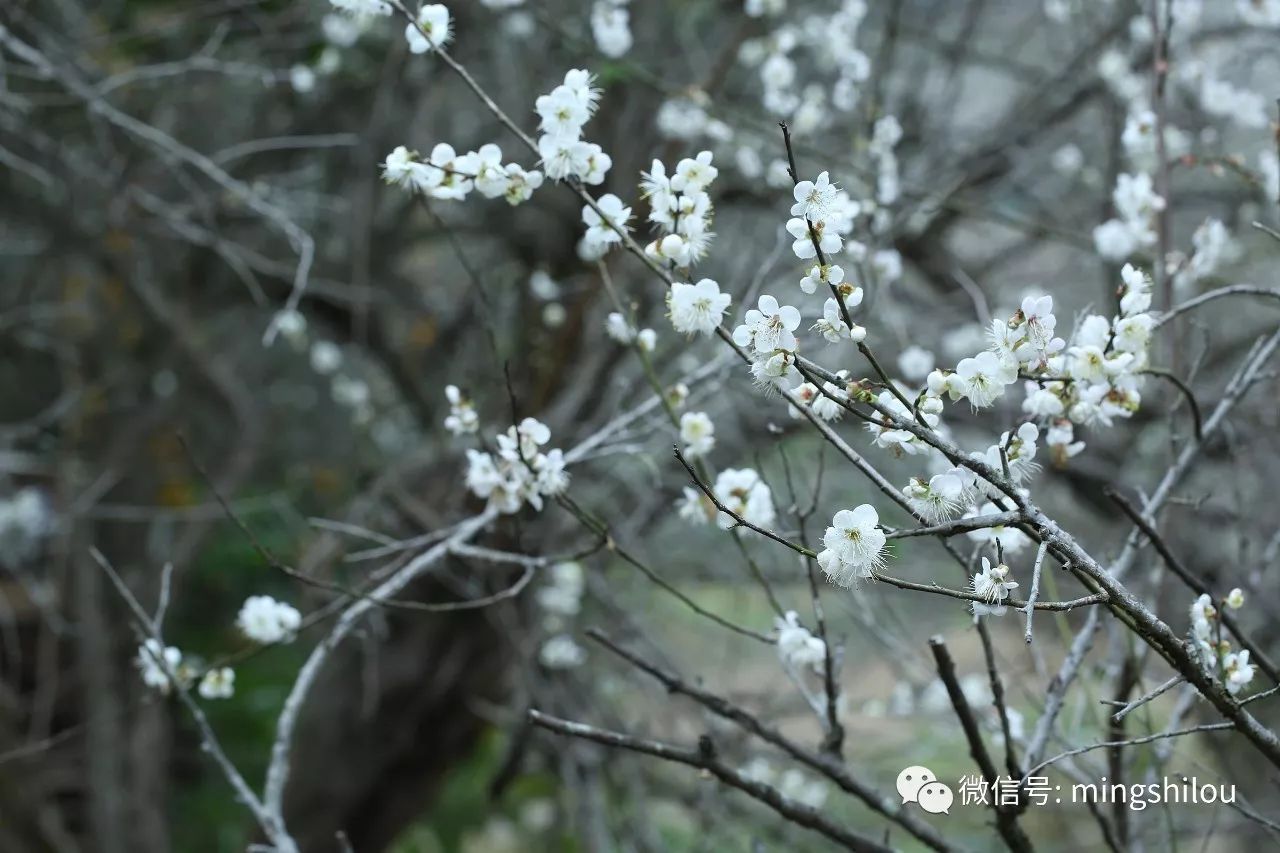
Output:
[800,263,844,295]
[713,468,775,530]
[405,4,452,54]
[786,217,842,259]
[817,505,885,587]
[136,639,186,694]
[198,668,236,700]
[775,611,826,670]
[236,595,302,644]
[444,385,479,435]
[971,557,1017,618]
[668,278,730,335]
[732,295,801,354]
[964,504,1030,553]
[582,194,631,253]
[955,351,1017,408]
[1190,593,1217,641]
[791,171,839,219]
[679,411,715,458]
[1225,650,1256,695]
[812,298,863,343]
[903,473,965,523]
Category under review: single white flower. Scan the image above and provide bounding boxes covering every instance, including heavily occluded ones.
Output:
[405,4,452,54]
[971,557,1017,618]
[668,278,730,335]
[903,473,965,523]
[679,411,716,458]
[791,171,839,220]
[817,505,885,587]
[775,611,826,671]
[198,667,236,700]
[733,294,801,353]
[1225,650,1256,695]
[955,351,1017,408]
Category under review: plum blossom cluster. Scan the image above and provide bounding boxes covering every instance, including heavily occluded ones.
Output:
[678,467,776,530]
[788,374,848,422]
[382,142,543,206]
[537,69,611,185]
[237,595,302,644]
[1189,590,1255,696]
[641,151,719,267]
[135,640,236,700]
[1020,264,1157,463]
[464,417,569,514]
[443,385,480,435]
[733,295,804,389]
[537,562,588,670]
[1093,172,1166,261]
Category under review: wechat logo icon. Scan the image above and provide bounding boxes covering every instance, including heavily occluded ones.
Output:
[897,766,954,815]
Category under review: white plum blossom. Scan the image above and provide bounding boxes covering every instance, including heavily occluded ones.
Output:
[444,385,479,435]
[903,473,965,523]
[537,561,585,620]
[605,312,635,343]
[668,278,730,335]
[732,295,801,354]
[1225,650,1256,695]
[817,505,885,587]
[791,171,839,219]
[775,611,826,671]
[405,5,452,54]
[789,380,846,422]
[713,468,775,530]
[971,557,1017,618]
[964,504,1030,553]
[237,595,302,644]
[786,216,841,259]
[800,263,843,295]
[136,639,188,694]
[590,0,633,57]
[640,153,719,267]
[955,351,1017,408]
[679,411,716,458]
[1190,593,1217,641]
[465,418,569,514]
[582,194,632,255]
[812,297,864,343]
[198,668,236,700]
